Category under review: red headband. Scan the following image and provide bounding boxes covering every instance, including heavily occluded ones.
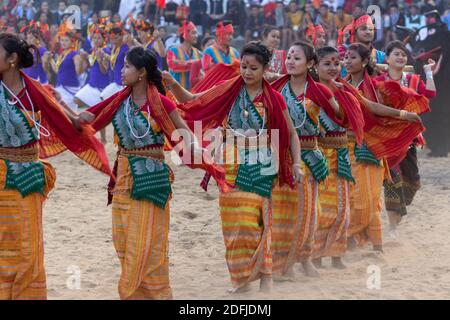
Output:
[178,20,196,39]
[350,15,374,43]
[305,23,317,45]
[337,24,353,46]
[216,22,234,43]
[315,24,325,35]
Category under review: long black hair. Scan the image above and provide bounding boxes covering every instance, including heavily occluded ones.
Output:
[0,33,39,68]
[347,42,375,75]
[125,46,165,95]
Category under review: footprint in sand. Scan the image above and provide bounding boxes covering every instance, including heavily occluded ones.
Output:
[181,210,198,220]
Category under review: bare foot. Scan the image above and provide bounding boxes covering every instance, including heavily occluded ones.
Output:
[273,266,296,282]
[312,258,323,269]
[228,283,251,294]
[347,236,357,250]
[373,245,383,252]
[302,261,320,278]
[331,257,347,269]
[259,275,273,293]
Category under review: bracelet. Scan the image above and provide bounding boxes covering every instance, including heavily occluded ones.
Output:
[399,110,408,120]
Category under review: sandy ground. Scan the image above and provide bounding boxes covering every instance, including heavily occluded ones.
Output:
[42,127,450,299]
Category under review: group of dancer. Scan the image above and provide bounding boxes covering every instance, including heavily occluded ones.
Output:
[0,11,437,300]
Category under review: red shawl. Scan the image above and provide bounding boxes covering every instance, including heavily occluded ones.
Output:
[191,61,240,93]
[270,74,365,144]
[86,84,230,192]
[22,72,111,176]
[342,72,426,166]
[178,75,294,188]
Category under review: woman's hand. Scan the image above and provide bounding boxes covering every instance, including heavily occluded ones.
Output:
[423,58,436,73]
[79,111,96,124]
[292,163,303,183]
[404,112,422,123]
[162,71,176,87]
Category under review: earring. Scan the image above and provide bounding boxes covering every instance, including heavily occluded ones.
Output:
[10,63,15,68]
[138,76,142,81]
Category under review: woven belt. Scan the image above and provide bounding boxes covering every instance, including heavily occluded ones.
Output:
[347,131,356,143]
[319,134,348,149]
[0,143,39,162]
[300,137,319,150]
[118,146,165,161]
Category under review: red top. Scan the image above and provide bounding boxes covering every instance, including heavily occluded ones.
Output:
[374,73,436,99]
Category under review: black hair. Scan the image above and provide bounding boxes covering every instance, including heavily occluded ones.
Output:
[316,46,339,61]
[125,46,165,95]
[240,41,271,67]
[290,41,318,78]
[201,35,215,48]
[262,25,280,39]
[347,42,375,75]
[290,41,318,65]
[0,33,38,69]
[385,40,409,57]
[110,27,123,35]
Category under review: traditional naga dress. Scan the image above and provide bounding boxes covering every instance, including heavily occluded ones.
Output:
[314,110,352,259]
[178,76,293,290]
[375,72,435,218]
[54,50,80,112]
[270,75,360,273]
[340,73,428,247]
[24,47,48,84]
[87,84,226,299]
[167,44,202,90]
[74,46,111,107]
[0,73,111,300]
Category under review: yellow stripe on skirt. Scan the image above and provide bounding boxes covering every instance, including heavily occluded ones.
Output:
[313,148,350,258]
[271,163,318,274]
[219,140,272,289]
[347,143,384,247]
[0,159,55,300]
[111,155,172,300]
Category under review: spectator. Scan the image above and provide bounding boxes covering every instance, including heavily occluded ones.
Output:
[245,4,264,43]
[274,1,286,29]
[422,0,439,13]
[35,1,55,25]
[405,4,426,31]
[226,0,245,36]
[12,0,36,21]
[384,3,406,46]
[164,0,179,24]
[334,5,352,30]
[444,7,450,30]
[263,0,277,25]
[80,1,93,30]
[316,4,336,43]
[144,0,158,23]
[54,1,67,25]
[208,0,227,31]
[284,1,303,46]
[352,3,364,18]
[304,2,317,22]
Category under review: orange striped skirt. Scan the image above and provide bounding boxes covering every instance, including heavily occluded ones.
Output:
[271,172,318,274]
[111,155,172,300]
[219,190,272,289]
[348,145,384,247]
[314,173,350,258]
[0,160,55,300]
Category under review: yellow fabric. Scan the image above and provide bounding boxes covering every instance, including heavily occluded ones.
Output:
[0,159,55,300]
[219,190,272,289]
[347,142,384,247]
[111,155,173,300]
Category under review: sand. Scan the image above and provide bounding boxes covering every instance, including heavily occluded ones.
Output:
[42,128,450,299]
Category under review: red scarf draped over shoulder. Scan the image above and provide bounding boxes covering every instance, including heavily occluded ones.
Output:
[22,72,111,176]
[178,75,294,188]
[86,84,230,192]
[342,71,426,166]
[271,74,365,146]
[191,61,240,93]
